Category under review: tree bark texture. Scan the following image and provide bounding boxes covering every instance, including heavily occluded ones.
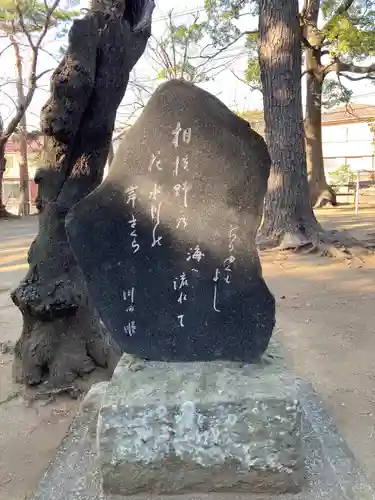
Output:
[11,35,31,217]
[302,0,336,208]
[305,67,337,208]
[258,0,321,248]
[11,1,154,388]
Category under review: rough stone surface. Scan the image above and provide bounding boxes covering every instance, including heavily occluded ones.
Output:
[80,381,109,433]
[97,341,302,496]
[30,371,375,500]
[66,79,275,363]
[81,381,110,414]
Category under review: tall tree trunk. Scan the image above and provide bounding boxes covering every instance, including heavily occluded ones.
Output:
[0,141,17,218]
[0,143,8,216]
[305,56,337,208]
[11,35,30,216]
[257,0,321,249]
[11,0,154,389]
[0,121,16,218]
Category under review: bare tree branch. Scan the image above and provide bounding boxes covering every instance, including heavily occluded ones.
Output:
[16,42,61,63]
[324,0,356,31]
[0,43,13,58]
[36,68,54,81]
[324,59,375,77]
[15,3,35,48]
[231,69,263,93]
[340,72,375,81]
[300,0,309,21]
[0,88,18,110]
[331,0,356,19]
[193,33,246,65]
[2,0,60,141]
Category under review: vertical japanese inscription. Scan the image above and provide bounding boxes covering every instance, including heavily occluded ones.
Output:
[213,268,220,312]
[149,183,163,248]
[173,273,189,327]
[125,186,140,254]
[172,122,192,233]
[172,121,192,149]
[123,287,136,337]
[124,186,139,336]
[172,121,193,327]
[211,225,238,313]
[149,151,162,172]
[224,225,237,284]
[148,146,164,248]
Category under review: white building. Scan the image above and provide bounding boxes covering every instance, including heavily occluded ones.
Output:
[322,104,375,175]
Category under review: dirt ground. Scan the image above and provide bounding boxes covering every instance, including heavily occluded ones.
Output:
[1,207,375,500]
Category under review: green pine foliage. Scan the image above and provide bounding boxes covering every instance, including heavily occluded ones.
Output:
[205,0,375,102]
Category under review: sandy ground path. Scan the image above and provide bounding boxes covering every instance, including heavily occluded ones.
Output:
[0,217,79,500]
[1,209,375,499]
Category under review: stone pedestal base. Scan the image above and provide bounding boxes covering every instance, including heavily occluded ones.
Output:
[97,344,303,497]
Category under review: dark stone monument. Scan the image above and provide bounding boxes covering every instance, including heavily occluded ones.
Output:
[66,80,275,362]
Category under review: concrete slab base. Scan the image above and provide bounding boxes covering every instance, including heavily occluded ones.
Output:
[98,345,303,497]
[30,377,375,500]
[30,338,375,500]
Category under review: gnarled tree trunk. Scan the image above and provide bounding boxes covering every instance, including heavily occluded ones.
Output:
[257,0,322,249]
[11,0,154,389]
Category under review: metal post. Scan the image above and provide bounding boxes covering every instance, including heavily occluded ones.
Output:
[355,170,360,215]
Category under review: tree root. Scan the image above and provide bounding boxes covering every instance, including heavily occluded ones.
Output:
[0,391,21,407]
[258,226,373,261]
[312,186,337,208]
[13,307,121,390]
[305,228,373,260]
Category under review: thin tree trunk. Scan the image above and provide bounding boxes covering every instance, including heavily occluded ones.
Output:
[11,35,30,216]
[305,53,336,207]
[11,0,154,389]
[0,142,17,218]
[0,144,8,216]
[257,0,321,249]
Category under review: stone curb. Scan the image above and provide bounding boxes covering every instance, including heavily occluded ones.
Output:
[297,378,375,500]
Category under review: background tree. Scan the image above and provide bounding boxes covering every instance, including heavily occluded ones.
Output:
[117,8,244,131]
[206,0,366,254]
[302,0,375,206]
[149,10,209,82]
[258,0,322,249]
[11,0,154,390]
[328,162,356,185]
[206,0,375,206]
[0,0,72,217]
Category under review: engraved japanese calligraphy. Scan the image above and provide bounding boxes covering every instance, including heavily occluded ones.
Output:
[149,183,163,248]
[173,272,189,327]
[66,80,275,363]
[123,287,136,336]
[224,225,238,284]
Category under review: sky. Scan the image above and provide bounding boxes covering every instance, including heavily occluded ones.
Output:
[0,0,374,132]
